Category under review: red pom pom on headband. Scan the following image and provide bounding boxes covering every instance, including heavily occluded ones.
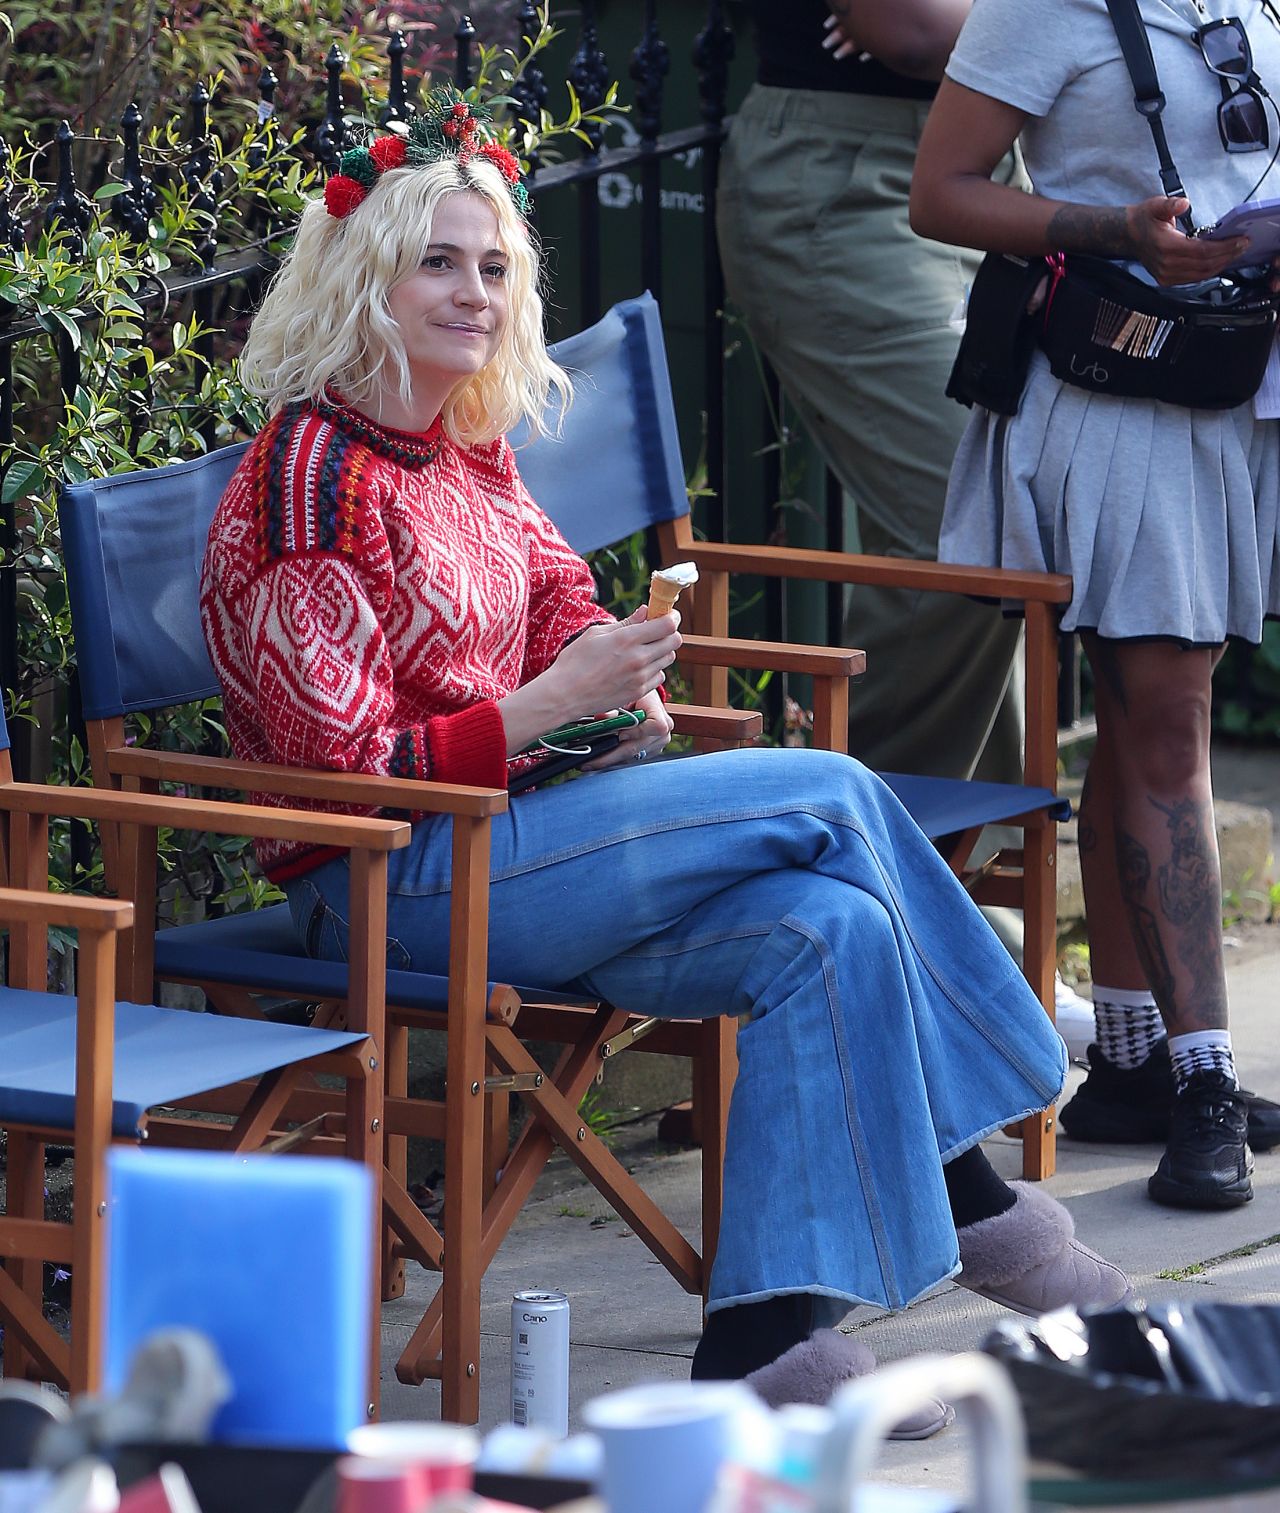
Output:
[476,142,521,185]
[368,134,408,173]
[324,174,368,219]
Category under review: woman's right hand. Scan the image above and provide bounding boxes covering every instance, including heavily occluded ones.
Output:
[498,607,682,755]
[547,606,681,713]
[1126,196,1250,286]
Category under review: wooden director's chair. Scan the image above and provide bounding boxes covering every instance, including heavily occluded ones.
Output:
[0,701,400,1406]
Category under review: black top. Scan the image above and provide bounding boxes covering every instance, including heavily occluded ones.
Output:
[750,0,937,100]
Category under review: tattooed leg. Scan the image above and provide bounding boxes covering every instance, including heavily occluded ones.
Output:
[1080,634,1225,1035]
[1078,639,1148,991]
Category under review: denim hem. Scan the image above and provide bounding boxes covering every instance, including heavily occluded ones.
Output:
[705,1261,964,1316]
[935,1079,1067,1167]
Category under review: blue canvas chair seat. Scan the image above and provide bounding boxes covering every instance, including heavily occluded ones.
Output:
[0,986,364,1138]
[879,775,1071,841]
[153,906,596,1011]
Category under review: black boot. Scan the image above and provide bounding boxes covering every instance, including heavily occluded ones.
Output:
[1061,1040,1280,1151]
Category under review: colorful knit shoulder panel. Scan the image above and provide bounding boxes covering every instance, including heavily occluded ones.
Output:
[250,403,372,570]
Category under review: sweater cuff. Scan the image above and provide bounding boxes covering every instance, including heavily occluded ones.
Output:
[423,700,509,790]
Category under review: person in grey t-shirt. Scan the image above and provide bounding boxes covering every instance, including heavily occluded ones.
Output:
[911,0,1280,1211]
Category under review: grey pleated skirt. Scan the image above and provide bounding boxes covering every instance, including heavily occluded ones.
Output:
[939,352,1280,644]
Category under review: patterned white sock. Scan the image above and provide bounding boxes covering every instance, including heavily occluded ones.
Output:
[1168,1030,1238,1092]
[1092,985,1165,1070]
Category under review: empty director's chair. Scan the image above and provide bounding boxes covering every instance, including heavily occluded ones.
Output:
[58,296,863,1417]
[0,701,401,1402]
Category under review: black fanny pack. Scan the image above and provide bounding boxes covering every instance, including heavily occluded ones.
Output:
[1038,255,1277,410]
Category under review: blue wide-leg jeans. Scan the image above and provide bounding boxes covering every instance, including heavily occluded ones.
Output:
[285,748,1066,1315]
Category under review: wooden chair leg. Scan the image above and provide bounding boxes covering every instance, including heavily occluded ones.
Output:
[440,816,490,1425]
[1020,821,1057,1181]
[396,1026,614,1388]
[346,1038,384,1423]
[696,1018,737,1299]
[345,848,390,1424]
[382,1021,409,1302]
[3,1131,46,1382]
[70,929,115,1396]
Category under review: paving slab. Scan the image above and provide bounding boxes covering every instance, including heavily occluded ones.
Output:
[378,917,1280,1503]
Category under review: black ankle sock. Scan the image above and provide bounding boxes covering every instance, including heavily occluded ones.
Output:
[691,1293,817,1381]
[944,1145,1017,1231]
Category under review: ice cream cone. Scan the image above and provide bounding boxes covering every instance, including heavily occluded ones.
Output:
[647,578,681,619]
[647,562,698,619]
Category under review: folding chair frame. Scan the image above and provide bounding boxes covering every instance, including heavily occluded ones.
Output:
[0,783,404,1404]
[82,714,763,1420]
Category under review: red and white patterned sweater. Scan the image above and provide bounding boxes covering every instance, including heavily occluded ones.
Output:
[200,396,612,880]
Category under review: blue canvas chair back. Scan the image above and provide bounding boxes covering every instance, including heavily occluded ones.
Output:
[510,291,689,555]
[61,444,247,722]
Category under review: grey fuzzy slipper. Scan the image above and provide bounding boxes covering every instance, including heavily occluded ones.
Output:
[956,1181,1131,1317]
[745,1330,954,1441]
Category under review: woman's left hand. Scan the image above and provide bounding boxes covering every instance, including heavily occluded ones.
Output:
[583,689,674,771]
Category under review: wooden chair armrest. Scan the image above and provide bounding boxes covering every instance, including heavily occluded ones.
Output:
[0,782,411,852]
[678,635,866,678]
[684,542,1073,604]
[106,748,509,818]
[667,703,763,741]
[0,886,133,933]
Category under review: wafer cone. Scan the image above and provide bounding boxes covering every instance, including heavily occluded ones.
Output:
[647,562,698,619]
[647,575,682,619]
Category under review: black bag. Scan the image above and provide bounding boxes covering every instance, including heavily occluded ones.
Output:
[1039,254,1277,409]
[945,252,1047,415]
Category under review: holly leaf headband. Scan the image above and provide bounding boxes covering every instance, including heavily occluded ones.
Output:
[324,85,531,221]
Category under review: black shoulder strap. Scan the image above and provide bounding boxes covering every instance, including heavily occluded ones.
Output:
[1103,0,1190,211]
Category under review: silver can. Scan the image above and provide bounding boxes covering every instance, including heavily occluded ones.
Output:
[510,1289,570,1436]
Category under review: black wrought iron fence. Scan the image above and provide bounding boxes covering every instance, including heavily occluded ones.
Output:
[0,0,737,761]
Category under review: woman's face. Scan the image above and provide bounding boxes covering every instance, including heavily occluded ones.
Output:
[387,191,509,393]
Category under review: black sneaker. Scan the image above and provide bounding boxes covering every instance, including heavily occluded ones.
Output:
[1060,1039,1280,1152]
[1148,1072,1253,1210]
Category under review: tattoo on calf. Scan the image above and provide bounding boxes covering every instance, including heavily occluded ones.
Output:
[1151,796,1228,1030]
[1116,827,1177,1007]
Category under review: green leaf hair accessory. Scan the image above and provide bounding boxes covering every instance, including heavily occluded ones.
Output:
[408,86,497,162]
